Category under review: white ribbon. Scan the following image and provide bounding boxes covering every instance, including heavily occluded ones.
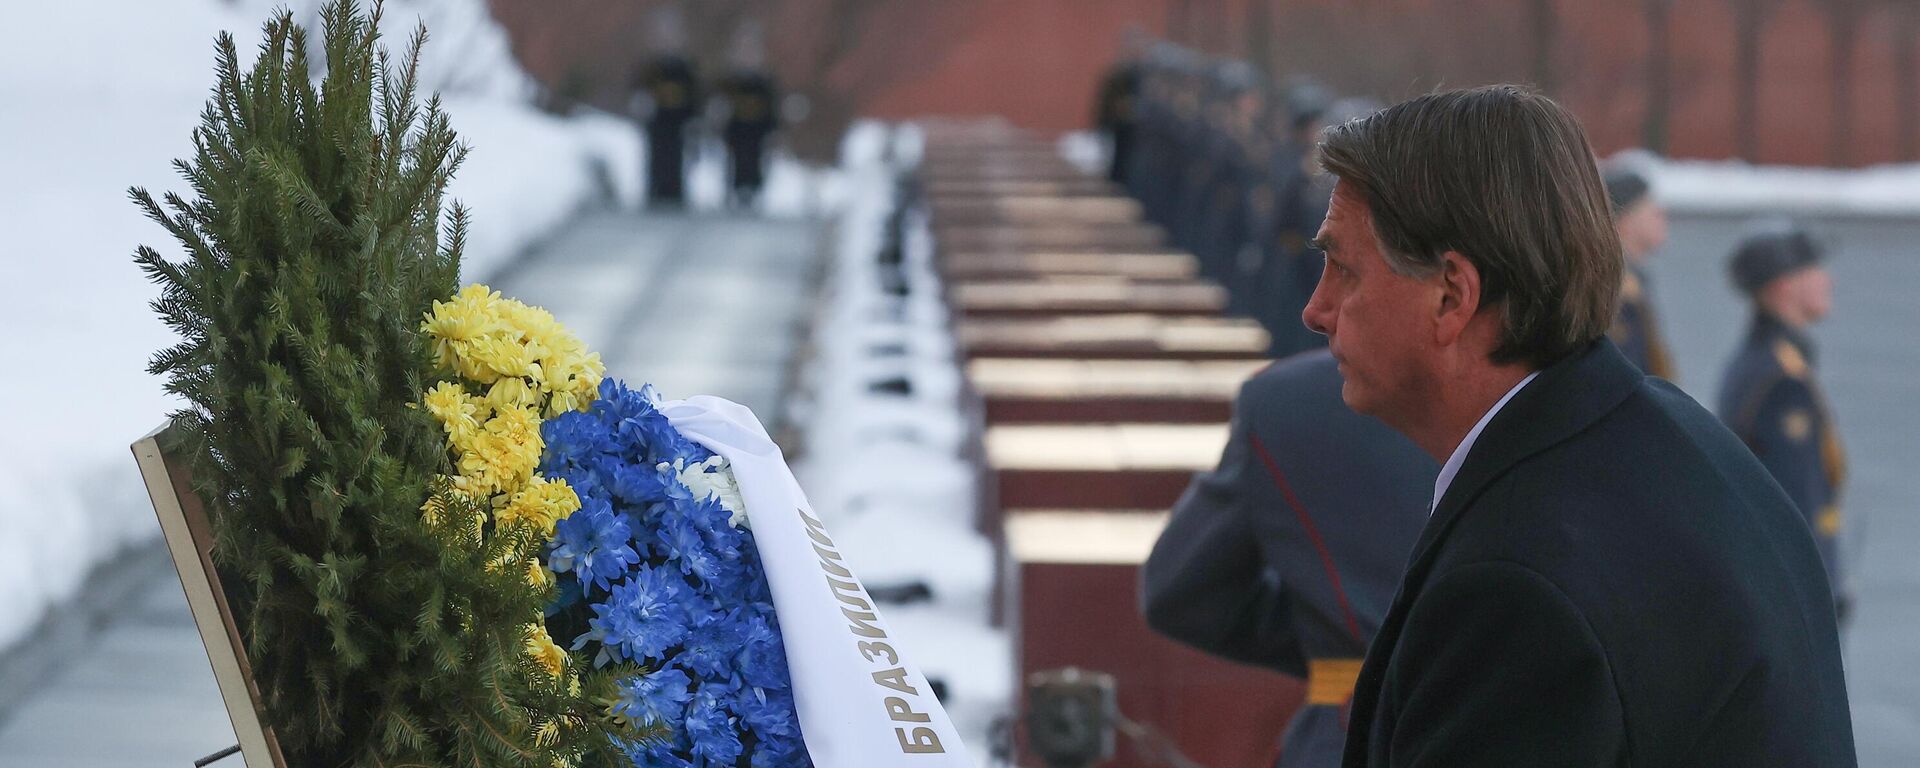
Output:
[661,396,974,767]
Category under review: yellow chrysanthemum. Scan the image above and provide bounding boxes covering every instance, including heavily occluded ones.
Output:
[545,389,584,419]
[542,355,605,416]
[423,283,603,417]
[455,335,529,383]
[525,623,568,681]
[526,558,554,590]
[490,403,541,441]
[486,376,542,413]
[497,475,581,537]
[423,381,487,445]
[456,406,543,496]
[420,489,449,526]
[422,285,505,372]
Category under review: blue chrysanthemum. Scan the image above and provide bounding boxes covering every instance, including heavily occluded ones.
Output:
[620,736,694,768]
[686,495,742,552]
[548,495,641,593]
[612,666,694,731]
[736,612,791,691]
[736,683,802,745]
[595,454,655,506]
[657,506,728,585]
[750,736,811,768]
[683,687,744,766]
[678,606,749,680]
[584,564,692,664]
[539,409,607,475]
[538,378,807,765]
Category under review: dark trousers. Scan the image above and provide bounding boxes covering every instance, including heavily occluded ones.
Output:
[1107,125,1134,185]
[646,119,688,205]
[726,128,770,206]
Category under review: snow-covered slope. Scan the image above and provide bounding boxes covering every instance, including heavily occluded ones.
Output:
[0,0,638,651]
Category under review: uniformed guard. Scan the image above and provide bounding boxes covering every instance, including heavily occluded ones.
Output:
[1094,40,1144,186]
[718,68,779,209]
[1167,55,1209,252]
[635,52,701,207]
[1133,43,1187,226]
[1604,164,1678,379]
[1190,62,1264,285]
[1717,222,1849,621]
[1143,350,1436,768]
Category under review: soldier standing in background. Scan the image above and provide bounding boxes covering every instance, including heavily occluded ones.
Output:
[1187,62,1263,283]
[1604,165,1678,379]
[1134,44,1194,227]
[1125,48,1170,205]
[718,23,778,210]
[634,10,700,208]
[1143,350,1435,768]
[1719,223,1850,623]
[1094,27,1146,186]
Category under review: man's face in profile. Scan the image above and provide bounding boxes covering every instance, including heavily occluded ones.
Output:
[1302,180,1440,424]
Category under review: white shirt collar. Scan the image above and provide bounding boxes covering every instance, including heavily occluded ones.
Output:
[1431,372,1539,515]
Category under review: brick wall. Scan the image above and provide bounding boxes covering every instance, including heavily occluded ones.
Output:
[493,0,1919,167]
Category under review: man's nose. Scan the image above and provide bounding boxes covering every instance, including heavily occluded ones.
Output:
[1302,276,1332,337]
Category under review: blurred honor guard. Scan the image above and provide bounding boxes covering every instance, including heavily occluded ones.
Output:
[1256,94,1376,359]
[1603,164,1677,379]
[1190,62,1264,287]
[1094,28,1146,186]
[1719,222,1849,620]
[1142,350,1435,768]
[634,9,700,207]
[718,24,779,209]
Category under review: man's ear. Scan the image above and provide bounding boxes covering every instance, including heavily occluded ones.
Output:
[1434,251,1482,346]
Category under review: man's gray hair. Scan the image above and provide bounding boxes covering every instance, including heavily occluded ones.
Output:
[1318,85,1622,369]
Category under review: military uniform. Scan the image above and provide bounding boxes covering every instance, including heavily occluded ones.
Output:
[719,69,779,208]
[1610,264,1677,379]
[1191,64,1265,294]
[1718,313,1847,612]
[636,54,701,206]
[1095,60,1142,186]
[1602,166,1678,379]
[1716,225,1848,618]
[1258,146,1333,358]
[1143,351,1436,768]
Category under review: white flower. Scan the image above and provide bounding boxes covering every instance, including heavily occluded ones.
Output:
[665,455,750,528]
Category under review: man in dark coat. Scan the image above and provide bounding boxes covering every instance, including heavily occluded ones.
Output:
[1143,350,1435,768]
[1603,164,1678,379]
[1718,222,1849,621]
[719,68,779,208]
[635,53,701,207]
[1302,86,1854,766]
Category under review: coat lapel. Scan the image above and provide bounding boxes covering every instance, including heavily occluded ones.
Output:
[1412,340,1642,570]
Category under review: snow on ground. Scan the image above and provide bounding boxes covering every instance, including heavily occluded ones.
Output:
[442,100,639,279]
[791,122,1011,764]
[0,0,640,652]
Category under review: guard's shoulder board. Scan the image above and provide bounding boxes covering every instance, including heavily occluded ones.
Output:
[1773,340,1809,379]
[1619,270,1643,302]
